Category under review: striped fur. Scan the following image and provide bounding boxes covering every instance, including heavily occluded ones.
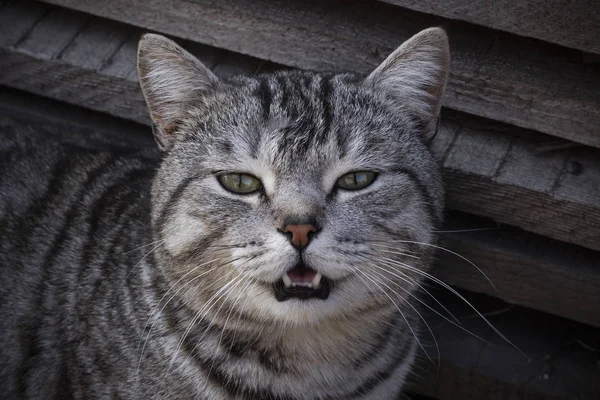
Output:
[0,28,450,399]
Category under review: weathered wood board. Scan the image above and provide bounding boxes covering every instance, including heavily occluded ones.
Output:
[434,114,600,252]
[39,0,600,148]
[434,212,600,328]
[2,1,599,253]
[410,291,600,399]
[1,91,598,400]
[379,0,600,55]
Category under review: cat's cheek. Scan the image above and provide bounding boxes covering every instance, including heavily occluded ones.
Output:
[162,210,207,256]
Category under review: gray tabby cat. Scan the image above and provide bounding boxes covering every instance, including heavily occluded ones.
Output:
[0,27,449,399]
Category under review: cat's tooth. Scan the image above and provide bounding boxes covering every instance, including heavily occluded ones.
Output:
[312,272,322,287]
[282,273,292,288]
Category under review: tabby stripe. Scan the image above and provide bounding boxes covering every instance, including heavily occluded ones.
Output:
[315,75,333,146]
[16,153,121,394]
[352,312,398,368]
[172,229,224,266]
[295,75,318,155]
[77,168,152,280]
[154,174,201,238]
[12,153,93,253]
[193,352,299,400]
[276,75,290,113]
[87,171,154,308]
[393,167,440,228]
[343,335,414,398]
[66,183,145,398]
[162,300,288,376]
[256,77,272,120]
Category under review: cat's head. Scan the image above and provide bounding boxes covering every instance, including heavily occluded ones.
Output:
[138,28,449,326]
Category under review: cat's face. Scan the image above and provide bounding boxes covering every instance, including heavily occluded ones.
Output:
[138,29,449,325]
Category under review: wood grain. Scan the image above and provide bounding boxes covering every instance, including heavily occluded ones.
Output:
[39,0,600,148]
[379,0,600,55]
[2,1,599,252]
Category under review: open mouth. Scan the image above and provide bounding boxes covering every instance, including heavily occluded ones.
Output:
[273,263,332,301]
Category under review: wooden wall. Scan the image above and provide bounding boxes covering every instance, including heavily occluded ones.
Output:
[0,0,598,398]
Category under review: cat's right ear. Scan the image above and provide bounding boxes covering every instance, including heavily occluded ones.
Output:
[137,33,219,150]
[364,27,450,140]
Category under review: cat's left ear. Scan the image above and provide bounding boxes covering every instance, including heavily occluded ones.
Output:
[365,27,450,139]
[137,33,219,150]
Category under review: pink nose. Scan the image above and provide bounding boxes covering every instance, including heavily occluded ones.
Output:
[283,224,317,249]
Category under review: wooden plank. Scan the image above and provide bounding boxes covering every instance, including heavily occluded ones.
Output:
[0,0,47,47]
[409,291,600,399]
[439,112,600,251]
[99,33,224,82]
[98,32,141,80]
[433,212,600,328]
[0,86,152,147]
[1,2,600,252]
[16,7,90,60]
[40,0,600,149]
[59,17,132,70]
[0,3,234,127]
[379,0,600,55]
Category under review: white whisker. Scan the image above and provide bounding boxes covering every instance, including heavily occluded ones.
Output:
[378,256,529,361]
[353,268,435,366]
[372,241,496,290]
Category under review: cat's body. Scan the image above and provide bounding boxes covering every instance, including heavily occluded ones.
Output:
[0,121,416,399]
[0,28,450,399]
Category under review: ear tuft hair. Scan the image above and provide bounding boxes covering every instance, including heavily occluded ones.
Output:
[365,27,450,139]
[137,33,219,150]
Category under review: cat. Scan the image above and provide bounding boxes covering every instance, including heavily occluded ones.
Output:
[0,26,449,399]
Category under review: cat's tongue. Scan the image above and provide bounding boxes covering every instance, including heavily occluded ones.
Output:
[287,265,317,283]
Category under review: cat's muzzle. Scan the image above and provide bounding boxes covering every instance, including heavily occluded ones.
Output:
[273,263,331,301]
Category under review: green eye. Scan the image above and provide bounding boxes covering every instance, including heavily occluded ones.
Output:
[336,171,377,190]
[218,173,262,194]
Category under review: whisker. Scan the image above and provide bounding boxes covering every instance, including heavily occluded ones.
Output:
[124,239,166,254]
[168,271,242,370]
[368,261,489,345]
[203,276,254,392]
[121,241,165,288]
[361,268,441,368]
[433,227,499,234]
[167,255,258,377]
[372,241,496,290]
[136,259,221,378]
[379,256,529,361]
[365,258,460,325]
[137,254,252,379]
[354,253,458,325]
[353,268,435,366]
